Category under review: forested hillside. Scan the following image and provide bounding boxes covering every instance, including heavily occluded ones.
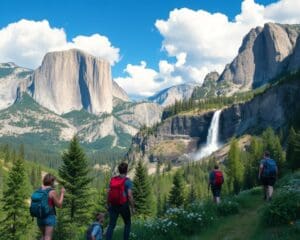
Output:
[1,125,299,239]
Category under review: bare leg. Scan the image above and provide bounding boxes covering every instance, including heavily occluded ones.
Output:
[216,197,221,204]
[44,226,54,240]
[268,186,273,200]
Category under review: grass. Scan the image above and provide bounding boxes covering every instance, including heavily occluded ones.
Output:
[187,193,262,240]
[182,187,299,240]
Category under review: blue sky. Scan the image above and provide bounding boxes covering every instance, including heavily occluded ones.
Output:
[0,0,299,98]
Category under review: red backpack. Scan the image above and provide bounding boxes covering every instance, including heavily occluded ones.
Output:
[214,170,224,187]
[108,176,128,205]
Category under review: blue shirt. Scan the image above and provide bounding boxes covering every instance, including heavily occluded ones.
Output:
[91,223,102,240]
[124,178,133,197]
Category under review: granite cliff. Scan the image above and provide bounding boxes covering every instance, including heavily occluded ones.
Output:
[218,23,300,89]
[32,49,113,115]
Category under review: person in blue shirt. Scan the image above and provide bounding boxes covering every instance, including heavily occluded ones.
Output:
[106,162,135,240]
[258,151,278,201]
[89,212,105,240]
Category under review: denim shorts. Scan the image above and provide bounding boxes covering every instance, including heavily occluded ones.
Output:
[37,215,56,227]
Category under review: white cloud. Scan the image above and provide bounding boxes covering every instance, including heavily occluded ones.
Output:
[265,0,300,23]
[115,60,184,98]
[115,61,159,97]
[0,19,120,69]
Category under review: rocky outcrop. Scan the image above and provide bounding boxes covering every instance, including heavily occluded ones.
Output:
[156,113,214,140]
[0,63,33,110]
[218,23,300,89]
[115,102,162,128]
[126,111,214,163]
[204,71,219,82]
[191,71,220,99]
[148,84,198,107]
[32,49,113,115]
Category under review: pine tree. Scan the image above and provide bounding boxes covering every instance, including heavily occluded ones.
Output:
[57,136,93,236]
[0,155,30,240]
[286,127,300,170]
[156,190,163,217]
[3,144,10,163]
[244,137,264,189]
[133,160,152,216]
[169,171,185,207]
[262,128,285,172]
[226,138,244,194]
[187,184,197,204]
[95,172,110,213]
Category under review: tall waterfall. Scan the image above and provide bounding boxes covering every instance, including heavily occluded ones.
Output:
[193,109,222,160]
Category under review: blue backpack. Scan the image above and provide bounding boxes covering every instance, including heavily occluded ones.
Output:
[86,222,102,240]
[30,188,53,218]
[262,159,277,177]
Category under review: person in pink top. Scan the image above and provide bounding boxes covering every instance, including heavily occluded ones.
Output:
[37,174,65,240]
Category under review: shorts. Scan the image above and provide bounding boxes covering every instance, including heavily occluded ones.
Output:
[261,176,276,186]
[37,215,56,227]
[211,186,221,197]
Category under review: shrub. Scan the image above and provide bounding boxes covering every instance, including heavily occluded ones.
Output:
[165,207,209,235]
[262,189,300,226]
[217,200,239,216]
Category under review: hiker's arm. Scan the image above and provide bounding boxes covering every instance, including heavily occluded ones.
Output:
[50,187,65,208]
[127,189,135,210]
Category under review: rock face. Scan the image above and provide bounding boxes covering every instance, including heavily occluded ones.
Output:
[0,63,33,110]
[204,71,220,82]
[218,23,300,89]
[126,111,214,164]
[219,75,300,142]
[114,101,162,128]
[191,71,220,99]
[112,80,130,102]
[32,49,113,115]
[148,84,198,107]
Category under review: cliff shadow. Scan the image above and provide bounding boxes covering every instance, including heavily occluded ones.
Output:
[78,59,91,110]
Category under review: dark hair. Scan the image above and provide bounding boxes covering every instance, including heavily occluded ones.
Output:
[214,165,219,170]
[95,212,105,221]
[43,173,56,187]
[264,151,270,158]
[118,162,128,174]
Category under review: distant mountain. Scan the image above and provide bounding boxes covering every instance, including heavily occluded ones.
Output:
[218,23,300,89]
[148,84,198,107]
[112,80,130,102]
[0,62,32,110]
[0,49,161,157]
[0,93,162,156]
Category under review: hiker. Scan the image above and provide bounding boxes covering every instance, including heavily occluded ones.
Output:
[30,173,65,240]
[208,165,224,204]
[86,212,105,240]
[106,162,135,240]
[258,151,278,201]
